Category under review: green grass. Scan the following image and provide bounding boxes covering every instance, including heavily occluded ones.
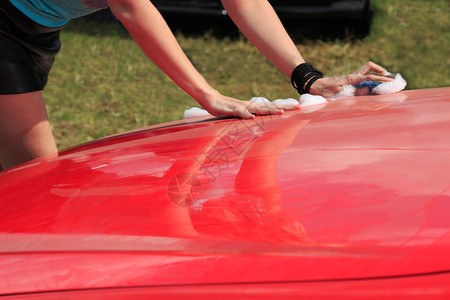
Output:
[44,0,449,150]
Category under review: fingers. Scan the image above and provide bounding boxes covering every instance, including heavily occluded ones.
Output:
[237,110,256,119]
[362,74,395,82]
[223,101,299,119]
[338,74,394,86]
[354,61,388,76]
[246,102,284,116]
[206,96,300,120]
[250,101,300,114]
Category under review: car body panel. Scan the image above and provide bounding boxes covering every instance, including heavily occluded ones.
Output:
[3,272,450,299]
[0,87,449,296]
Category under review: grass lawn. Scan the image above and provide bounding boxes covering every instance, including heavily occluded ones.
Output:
[44,0,450,150]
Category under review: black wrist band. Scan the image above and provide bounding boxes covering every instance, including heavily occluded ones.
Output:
[291,63,323,94]
[304,75,321,95]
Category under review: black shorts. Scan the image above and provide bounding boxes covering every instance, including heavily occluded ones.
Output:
[0,1,63,94]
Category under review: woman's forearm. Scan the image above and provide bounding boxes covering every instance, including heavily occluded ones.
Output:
[221,0,305,77]
[108,0,218,105]
[222,1,392,97]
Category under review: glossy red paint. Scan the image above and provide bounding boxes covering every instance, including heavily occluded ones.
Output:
[0,87,449,298]
[3,272,450,299]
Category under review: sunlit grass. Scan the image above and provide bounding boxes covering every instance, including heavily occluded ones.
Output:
[44,0,449,150]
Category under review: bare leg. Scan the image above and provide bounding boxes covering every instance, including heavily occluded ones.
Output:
[0,91,57,170]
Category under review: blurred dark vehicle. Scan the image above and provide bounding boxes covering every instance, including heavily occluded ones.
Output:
[88,0,372,39]
[151,0,370,19]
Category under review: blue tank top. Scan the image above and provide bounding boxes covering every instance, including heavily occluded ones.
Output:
[10,0,109,27]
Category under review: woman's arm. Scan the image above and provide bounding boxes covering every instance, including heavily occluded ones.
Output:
[108,0,298,119]
[221,0,392,98]
[221,0,304,77]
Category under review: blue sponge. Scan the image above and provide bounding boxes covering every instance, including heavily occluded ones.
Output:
[354,81,382,93]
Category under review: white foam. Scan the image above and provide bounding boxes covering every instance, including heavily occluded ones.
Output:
[250,97,271,104]
[330,84,357,99]
[299,94,327,106]
[182,107,212,119]
[371,73,407,95]
[272,98,300,106]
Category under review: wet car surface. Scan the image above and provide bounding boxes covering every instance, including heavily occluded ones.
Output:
[0,87,449,299]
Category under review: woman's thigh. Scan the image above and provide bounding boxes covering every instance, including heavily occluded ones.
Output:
[0,91,57,170]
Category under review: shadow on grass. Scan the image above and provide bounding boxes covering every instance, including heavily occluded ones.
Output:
[66,8,372,42]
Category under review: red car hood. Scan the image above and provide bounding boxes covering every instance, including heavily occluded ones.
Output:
[0,87,449,293]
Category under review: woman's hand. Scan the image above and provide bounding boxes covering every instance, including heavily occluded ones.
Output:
[310,61,394,98]
[200,90,300,119]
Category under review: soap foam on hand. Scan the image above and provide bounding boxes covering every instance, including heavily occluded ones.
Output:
[331,73,407,99]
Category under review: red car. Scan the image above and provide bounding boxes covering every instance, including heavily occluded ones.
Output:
[0,87,449,299]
